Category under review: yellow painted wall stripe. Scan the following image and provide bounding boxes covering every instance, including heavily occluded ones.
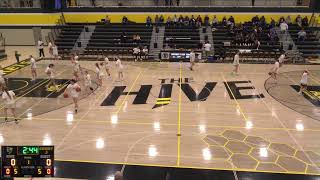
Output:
[0,13,316,25]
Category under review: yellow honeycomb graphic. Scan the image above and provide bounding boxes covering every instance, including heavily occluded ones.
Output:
[202,129,320,175]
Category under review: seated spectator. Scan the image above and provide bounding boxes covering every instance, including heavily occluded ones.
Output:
[184,16,190,26]
[280,21,288,33]
[297,28,307,42]
[252,15,259,25]
[279,16,285,24]
[120,32,127,43]
[142,46,149,60]
[136,35,141,44]
[302,16,308,26]
[133,47,141,61]
[196,15,202,27]
[178,15,184,26]
[212,15,218,26]
[270,18,276,28]
[222,16,227,26]
[254,39,260,50]
[122,16,128,24]
[228,16,235,24]
[204,15,210,26]
[146,16,152,27]
[105,15,110,24]
[166,16,172,26]
[260,16,266,26]
[285,15,291,24]
[296,15,302,27]
[133,35,137,44]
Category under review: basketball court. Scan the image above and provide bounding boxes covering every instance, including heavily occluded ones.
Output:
[1,59,320,176]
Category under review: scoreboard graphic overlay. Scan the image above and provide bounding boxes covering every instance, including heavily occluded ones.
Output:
[1,146,54,178]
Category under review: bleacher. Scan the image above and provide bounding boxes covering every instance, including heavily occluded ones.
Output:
[85,23,152,57]
[54,24,84,55]
[288,24,320,58]
[164,25,200,49]
[212,24,282,63]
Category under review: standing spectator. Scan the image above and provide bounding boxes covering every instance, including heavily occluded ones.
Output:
[252,0,255,6]
[173,15,178,26]
[155,15,160,26]
[196,15,202,27]
[222,16,227,26]
[190,15,196,27]
[204,15,210,26]
[297,28,307,42]
[212,15,218,26]
[146,16,152,27]
[228,16,235,24]
[270,18,276,28]
[285,15,292,24]
[166,16,172,26]
[296,15,302,27]
[169,0,173,6]
[302,16,308,26]
[204,41,211,59]
[154,0,159,5]
[280,21,288,34]
[91,0,96,6]
[14,51,21,63]
[176,0,180,6]
[159,15,164,24]
[37,39,45,58]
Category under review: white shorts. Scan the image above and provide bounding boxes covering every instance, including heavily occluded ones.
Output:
[4,103,15,109]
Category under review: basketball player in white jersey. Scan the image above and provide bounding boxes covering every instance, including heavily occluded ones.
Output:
[104,56,111,77]
[72,58,81,81]
[2,86,18,123]
[232,51,240,75]
[0,65,5,94]
[298,70,308,95]
[189,50,196,71]
[115,57,124,80]
[269,60,280,82]
[64,79,81,113]
[84,70,94,95]
[45,64,56,89]
[95,63,103,87]
[30,55,37,81]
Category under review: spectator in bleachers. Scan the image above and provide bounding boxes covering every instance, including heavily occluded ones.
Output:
[159,15,165,24]
[270,18,276,28]
[133,47,141,61]
[165,0,169,6]
[204,15,210,27]
[204,41,211,58]
[254,39,260,50]
[142,46,149,60]
[302,16,308,27]
[285,15,292,24]
[260,16,266,26]
[184,16,190,26]
[136,35,141,45]
[176,0,180,6]
[178,15,184,26]
[212,15,218,26]
[122,16,128,24]
[166,16,173,26]
[155,15,160,26]
[297,28,307,42]
[222,16,227,26]
[190,15,196,27]
[251,15,259,25]
[196,15,202,27]
[280,21,288,34]
[120,32,127,44]
[228,16,235,24]
[154,0,159,5]
[296,15,302,27]
[173,15,178,26]
[146,16,152,27]
[279,16,285,24]
[105,15,110,24]
[268,28,277,45]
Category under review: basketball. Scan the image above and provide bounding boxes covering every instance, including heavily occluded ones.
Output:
[63,93,69,98]
[76,87,81,92]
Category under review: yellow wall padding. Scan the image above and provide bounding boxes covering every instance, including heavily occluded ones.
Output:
[0,13,313,25]
[0,13,61,25]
